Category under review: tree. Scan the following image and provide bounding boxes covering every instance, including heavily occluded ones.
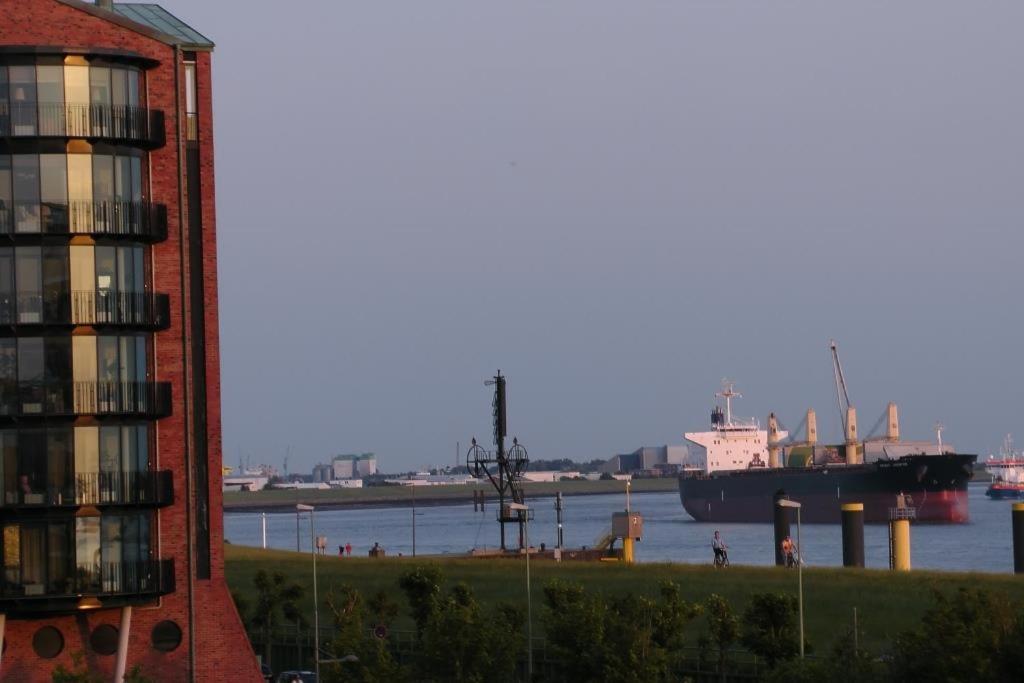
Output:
[542,579,699,682]
[888,588,1020,682]
[399,566,522,682]
[650,581,702,678]
[322,585,405,683]
[418,583,522,682]
[704,594,738,681]
[52,652,104,683]
[398,565,443,637]
[542,579,609,681]
[250,569,305,667]
[740,592,800,669]
[768,627,883,683]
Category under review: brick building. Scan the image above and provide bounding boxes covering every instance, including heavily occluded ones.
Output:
[0,2,260,680]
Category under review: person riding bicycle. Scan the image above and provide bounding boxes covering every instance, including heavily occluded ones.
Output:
[782,535,796,567]
[712,530,728,566]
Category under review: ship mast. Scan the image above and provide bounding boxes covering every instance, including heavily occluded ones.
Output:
[717,380,741,427]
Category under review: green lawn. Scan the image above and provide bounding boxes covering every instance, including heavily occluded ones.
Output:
[225,544,1024,654]
[224,477,678,510]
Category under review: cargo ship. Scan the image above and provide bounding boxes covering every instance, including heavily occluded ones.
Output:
[985,435,1024,500]
[678,370,976,524]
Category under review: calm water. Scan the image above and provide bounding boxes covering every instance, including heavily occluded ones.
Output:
[225,482,1015,573]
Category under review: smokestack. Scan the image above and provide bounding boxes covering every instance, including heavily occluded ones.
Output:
[806,409,817,445]
[887,402,900,441]
[97,0,113,10]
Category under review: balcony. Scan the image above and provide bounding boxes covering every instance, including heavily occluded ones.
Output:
[0,102,165,148]
[0,381,172,419]
[71,291,171,329]
[0,200,168,242]
[0,291,170,330]
[2,470,173,509]
[0,559,175,614]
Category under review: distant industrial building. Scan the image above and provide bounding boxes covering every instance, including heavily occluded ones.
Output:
[223,475,269,492]
[312,462,332,483]
[603,445,688,475]
[385,472,480,486]
[332,453,377,479]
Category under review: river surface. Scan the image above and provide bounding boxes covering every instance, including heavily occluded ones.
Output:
[225,481,1014,573]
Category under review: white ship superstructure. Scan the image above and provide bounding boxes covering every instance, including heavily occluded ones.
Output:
[684,382,787,474]
[986,434,1024,484]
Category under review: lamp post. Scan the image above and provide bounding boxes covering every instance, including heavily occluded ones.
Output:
[777,499,803,658]
[297,504,320,681]
[507,502,532,678]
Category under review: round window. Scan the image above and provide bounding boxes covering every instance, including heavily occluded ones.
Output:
[90,624,119,656]
[32,626,64,659]
[151,620,182,652]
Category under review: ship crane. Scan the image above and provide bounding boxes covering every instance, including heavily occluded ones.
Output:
[830,340,863,464]
[830,339,852,434]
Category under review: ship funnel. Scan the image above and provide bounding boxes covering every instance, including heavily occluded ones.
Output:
[887,402,899,441]
[767,412,781,468]
[806,409,817,445]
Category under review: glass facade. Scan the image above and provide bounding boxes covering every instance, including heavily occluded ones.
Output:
[0,56,167,606]
[1,511,152,595]
[0,152,144,235]
[0,63,143,140]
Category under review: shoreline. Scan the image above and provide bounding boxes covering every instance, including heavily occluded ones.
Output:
[223,477,678,514]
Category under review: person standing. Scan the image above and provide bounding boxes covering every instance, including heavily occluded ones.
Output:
[345,542,352,556]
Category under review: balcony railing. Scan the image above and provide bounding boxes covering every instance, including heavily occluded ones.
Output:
[2,470,173,508]
[0,102,165,148]
[0,200,168,242]
[71,290,170,328]
[0,291,169,329]
[0,381,171,419]
[0,559,175,603]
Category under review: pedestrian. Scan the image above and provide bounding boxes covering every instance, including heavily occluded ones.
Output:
[338,545,344,557]
[345,542,352,556]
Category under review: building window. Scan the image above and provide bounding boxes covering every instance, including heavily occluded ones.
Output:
[151,620,182,652]
[0,63,143,139]
[0,153,145,235]
[8,66,37,136]
[32,626,65,659]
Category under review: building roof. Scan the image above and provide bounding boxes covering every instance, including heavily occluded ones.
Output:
[55,1,213,50]
[112,4,213,48]
[334,453,376,462]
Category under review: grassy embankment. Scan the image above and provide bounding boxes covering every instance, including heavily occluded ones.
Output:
[225,544,1024,653]
[224,477,677,511]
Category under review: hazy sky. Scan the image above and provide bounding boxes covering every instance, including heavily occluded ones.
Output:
[167,1,1023,472]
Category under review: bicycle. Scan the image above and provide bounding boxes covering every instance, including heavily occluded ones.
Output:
[713,547,730,568]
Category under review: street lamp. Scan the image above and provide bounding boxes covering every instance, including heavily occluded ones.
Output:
[507,502,532,678]
[777,499,803,658]
[296,504,320,681]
